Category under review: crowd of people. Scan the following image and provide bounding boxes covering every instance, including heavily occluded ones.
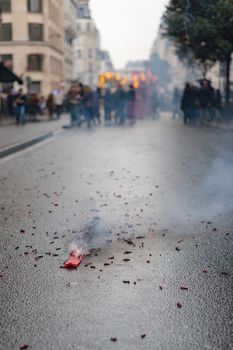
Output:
[0,81,161,127]
[0,78,224,128]
[174,80,223,125]
[0,89,47,125]
[66,82,160,128]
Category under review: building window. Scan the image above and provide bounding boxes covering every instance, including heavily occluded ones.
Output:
[88,49,92,59]
[28,54,43,71]
[28,23,43,41]
[30,81,41,94]
[0,23,12,41]
[0,54,13,70]
[89,63,93,73]
[77,50,82,59]
[1,0,11,12]
[28,0,42,13]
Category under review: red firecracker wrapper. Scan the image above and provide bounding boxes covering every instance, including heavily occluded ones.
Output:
[64,253,85,269]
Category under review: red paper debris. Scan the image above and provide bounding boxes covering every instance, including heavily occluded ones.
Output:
[64,253,85,269]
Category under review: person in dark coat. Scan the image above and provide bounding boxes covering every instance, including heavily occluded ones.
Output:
[127,84,136,124]
[67,83,83,126]
[198,80,214,122]
[83,86,94,128]
[104,88,114,124]
[180,83,197,125]
[92,88,101,124]
[47,93,54,119]
[15,89,27,125]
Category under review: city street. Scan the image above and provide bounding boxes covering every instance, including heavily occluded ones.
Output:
[0,115,233,350]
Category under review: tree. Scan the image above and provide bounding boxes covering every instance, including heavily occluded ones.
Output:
[163,0,233,103]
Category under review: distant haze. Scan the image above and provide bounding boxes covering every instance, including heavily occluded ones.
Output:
[90,0,168,69]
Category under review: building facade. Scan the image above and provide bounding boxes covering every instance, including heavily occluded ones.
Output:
[64,0,77,87]
[0,0,64,95]
[73,0,100,87]
[99,50,114,74]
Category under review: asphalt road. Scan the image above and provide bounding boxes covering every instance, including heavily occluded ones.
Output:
[0,116,233,350]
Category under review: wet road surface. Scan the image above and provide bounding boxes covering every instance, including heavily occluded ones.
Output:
[0,116,233,349]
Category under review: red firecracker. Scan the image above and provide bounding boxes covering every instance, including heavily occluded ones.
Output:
[64,252,85,269]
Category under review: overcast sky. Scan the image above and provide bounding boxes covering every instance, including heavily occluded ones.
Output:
[90,0,168,69]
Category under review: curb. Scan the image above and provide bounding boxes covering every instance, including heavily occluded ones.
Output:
[0,131,54,159]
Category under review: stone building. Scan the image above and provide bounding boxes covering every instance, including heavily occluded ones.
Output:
[0,0,64,95]
[73,0,100,87]
[64,0,77,87]
[99,50,114,74]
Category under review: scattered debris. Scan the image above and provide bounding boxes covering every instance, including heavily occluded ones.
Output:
[110,337,117,342]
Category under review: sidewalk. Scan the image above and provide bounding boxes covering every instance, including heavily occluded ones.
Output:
[0,114,69,150]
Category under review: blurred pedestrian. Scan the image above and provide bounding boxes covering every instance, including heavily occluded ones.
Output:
[47,93,54,119]
[67,83,83,126]
[53,88,65,119]
[104,88,114,124]
[93,87,101,125]
[15,89,27,125]
[39,96,47,115]
[84,86,94,128]
[180,83,197,125]
[198,80,214,122]
[127,84,136,124]
[27,93,39,121]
